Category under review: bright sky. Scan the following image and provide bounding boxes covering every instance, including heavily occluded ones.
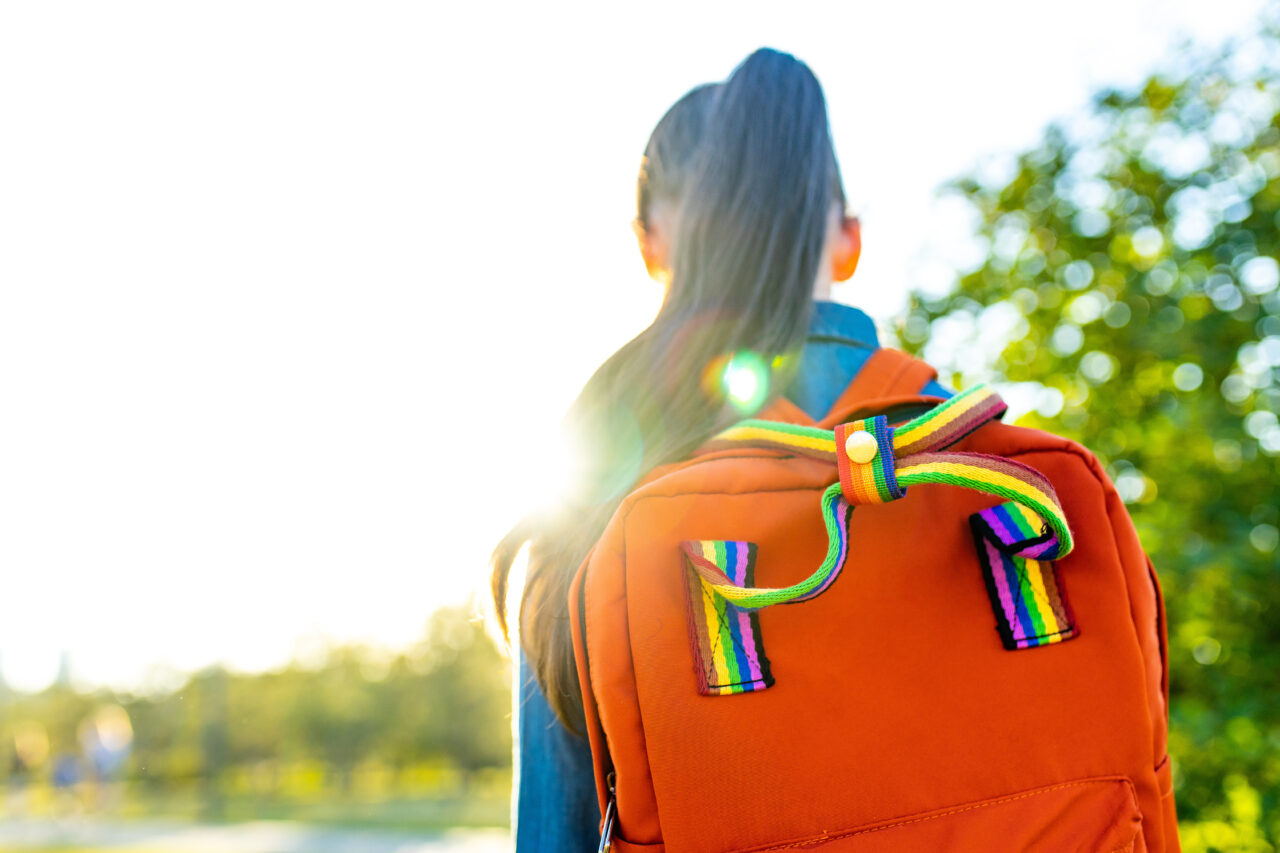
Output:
[0,0,1268,692]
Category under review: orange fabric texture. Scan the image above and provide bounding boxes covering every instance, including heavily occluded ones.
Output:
[571,350,1178,852]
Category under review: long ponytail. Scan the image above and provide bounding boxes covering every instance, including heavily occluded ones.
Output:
[491,48,845,729]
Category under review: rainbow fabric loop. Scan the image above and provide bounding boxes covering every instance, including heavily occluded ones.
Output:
[681,540,774,695]
[835,415,904,504]
[971,501,1076,649]
[685,384,1074,613]
[684,483,850,611]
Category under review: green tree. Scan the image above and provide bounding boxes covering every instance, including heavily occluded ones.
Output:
[904,22,1280,851]
[414,606,512,787]
[287,649,383,791]
[0,604,515,823]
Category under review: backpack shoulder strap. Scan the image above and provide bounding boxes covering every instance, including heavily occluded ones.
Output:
[568,553,613,828]
[817,348,939,428]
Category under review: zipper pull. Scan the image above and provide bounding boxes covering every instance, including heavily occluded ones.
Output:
[597,770,617,853]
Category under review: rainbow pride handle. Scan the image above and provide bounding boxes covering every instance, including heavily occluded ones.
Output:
[688,384,1074,611]
[684,483,850,610]
[970,501,1076,649]
[835,415,904,504]
[971,500,1066,563]
[704,382,1012,463]
[681,540,775,696]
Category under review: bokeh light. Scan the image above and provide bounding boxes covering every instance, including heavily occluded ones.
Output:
[721,351,771,415]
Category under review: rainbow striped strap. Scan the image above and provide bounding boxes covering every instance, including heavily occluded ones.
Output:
[703,381,1072,548]
[896,451,1073,555]
[891,384,1008,455]
[682,483,849,611]
[830,386,1010,508]
[703,419,837,461]
[970,495,1067,561]
[835,416,903,504]
[971,501,1077,649]
[684,384,1073,614]
[681,540,774,695]
[703,383,1007,463]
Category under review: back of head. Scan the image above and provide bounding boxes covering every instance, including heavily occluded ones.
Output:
[666,48,842,345]
[637,83,719,234]
[493,47,846,729]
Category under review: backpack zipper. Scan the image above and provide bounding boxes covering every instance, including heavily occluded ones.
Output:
[597,770,617,852]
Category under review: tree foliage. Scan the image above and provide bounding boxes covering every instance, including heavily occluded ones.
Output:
[0,605,512,810]
[903,25,1280,852]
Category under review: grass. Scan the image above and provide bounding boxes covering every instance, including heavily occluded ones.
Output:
[117,790,509,831]
[2,767,511,832]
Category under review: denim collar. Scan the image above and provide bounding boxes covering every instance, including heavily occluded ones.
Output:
[808,300,879,349]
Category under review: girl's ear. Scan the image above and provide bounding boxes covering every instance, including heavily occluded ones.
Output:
[633,218,670,281]
[832,215,862,282]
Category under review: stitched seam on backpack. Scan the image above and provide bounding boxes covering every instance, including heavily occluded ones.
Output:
[753,778,1126,851]
[700,584,768,690]
[616,489,823,834]
[607,521,662,838]
[1006,556,1034,642]
[1006,559,1074,644]
[1001,442,1163,760]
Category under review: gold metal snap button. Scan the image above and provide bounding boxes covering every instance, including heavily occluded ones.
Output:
[844,430,878,464]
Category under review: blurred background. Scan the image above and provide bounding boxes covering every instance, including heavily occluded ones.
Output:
[2,1,1278,850]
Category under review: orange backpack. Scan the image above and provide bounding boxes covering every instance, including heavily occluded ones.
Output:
[569,349,1179,852]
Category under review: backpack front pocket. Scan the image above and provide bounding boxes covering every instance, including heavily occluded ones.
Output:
[740,776,1144,853]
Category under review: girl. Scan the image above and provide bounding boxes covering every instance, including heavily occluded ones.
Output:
[492,48,946,849]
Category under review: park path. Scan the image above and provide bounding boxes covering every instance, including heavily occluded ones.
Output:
[0,817,511,852]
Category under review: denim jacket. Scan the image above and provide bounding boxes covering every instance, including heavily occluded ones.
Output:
[511,302,951,850]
